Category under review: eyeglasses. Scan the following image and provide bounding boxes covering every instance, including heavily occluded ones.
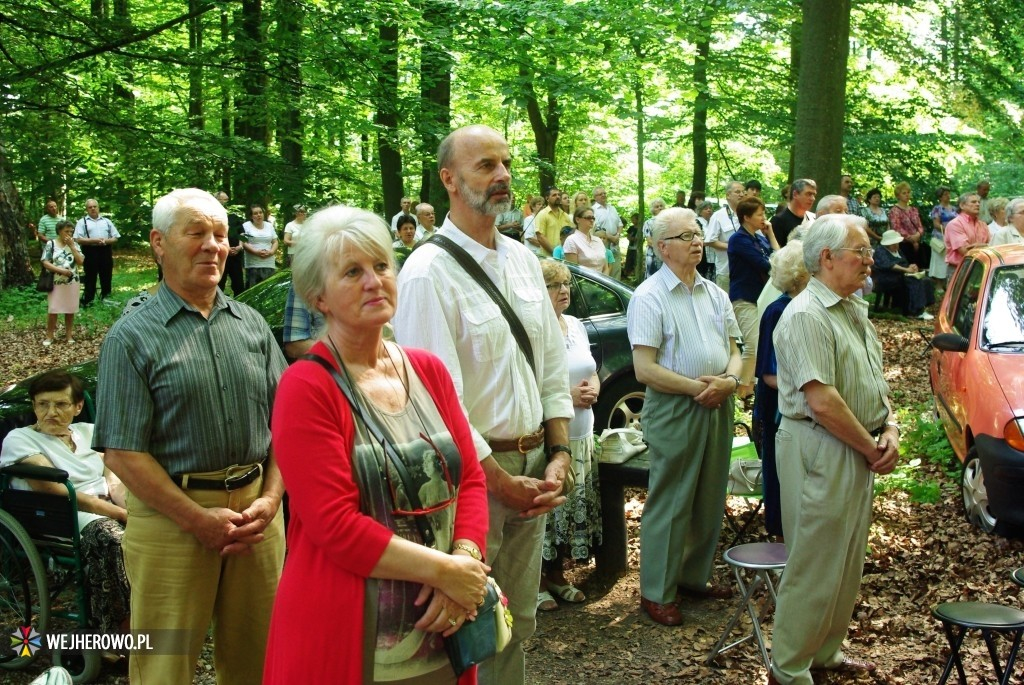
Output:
[546,281,571,291]
[33,400,73,412]
[580,215,595,221]
[385,433,457,517]
[662,231,704,243]
[834,246,874,260]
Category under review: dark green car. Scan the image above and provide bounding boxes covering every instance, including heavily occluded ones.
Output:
[0,264,642,436]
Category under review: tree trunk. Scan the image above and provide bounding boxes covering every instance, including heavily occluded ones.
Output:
[792,0,850,195]
[691,35,709,199]
[189,0,205,132]
[377,21,403,218]
[632,50,646,225]
[235,0,269,203]
[521,62,558,194]
[275,0,304,218]
[0,142,34,288]
[220,8,232,194]
[418,1,453,217]
[785,5,802,181]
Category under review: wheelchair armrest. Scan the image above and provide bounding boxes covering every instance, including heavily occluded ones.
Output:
[1,463,71,483]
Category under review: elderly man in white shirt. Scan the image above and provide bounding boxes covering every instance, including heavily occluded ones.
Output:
[628,206,742,626]
[592,187,623,279]
[393,125,573,685]
[705,181,744,292]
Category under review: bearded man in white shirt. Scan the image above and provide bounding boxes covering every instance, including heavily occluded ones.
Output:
[393,124,573,685]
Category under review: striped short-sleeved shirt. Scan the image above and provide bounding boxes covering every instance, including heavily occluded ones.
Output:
[92,285,287,474]
[774,277,889,430]
[627,266,740,379]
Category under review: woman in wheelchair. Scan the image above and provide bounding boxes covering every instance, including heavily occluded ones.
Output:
[0,370,130,634]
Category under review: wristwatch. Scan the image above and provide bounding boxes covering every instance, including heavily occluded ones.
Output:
[453,543,483,561]
[725,374,741,389]
[885,421,900,435]
[546,444,572,460]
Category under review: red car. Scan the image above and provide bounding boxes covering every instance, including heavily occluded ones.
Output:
[929,244,1024,533]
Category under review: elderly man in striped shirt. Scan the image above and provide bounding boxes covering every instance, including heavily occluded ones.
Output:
[627,206,743,626]
[768,215,900,685]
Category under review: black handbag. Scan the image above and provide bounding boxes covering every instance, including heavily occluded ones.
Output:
[301,353,511,676]
[37,243,55,292]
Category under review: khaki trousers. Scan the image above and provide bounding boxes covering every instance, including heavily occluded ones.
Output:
[770,418,874,685]
[639,389,733,604]
[123,470,285,685]
[476,446,546,685]
[732,300,760,386]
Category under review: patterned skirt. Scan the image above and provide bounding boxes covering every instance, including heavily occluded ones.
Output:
[542,435,603,562]
[80,517,130,634]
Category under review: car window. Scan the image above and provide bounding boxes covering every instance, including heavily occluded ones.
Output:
[981,265,1024,349]
[950,260,984,339]
[573,274,624,318]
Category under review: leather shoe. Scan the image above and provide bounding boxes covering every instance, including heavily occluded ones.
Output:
[766,671,780,685]
[677,583,734,600]
[640,597,683,626]
[817,656,877,674]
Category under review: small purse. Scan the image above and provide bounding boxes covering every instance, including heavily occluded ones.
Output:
[36,269,54,293]
[443,576,513,677]
[727,437,762,496]
[929,233,946,254]
[37,241,55,292]
[597,428,647,464]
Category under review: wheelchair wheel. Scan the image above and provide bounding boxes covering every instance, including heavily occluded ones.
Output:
[53,647,103,684]
[0,509,50,669]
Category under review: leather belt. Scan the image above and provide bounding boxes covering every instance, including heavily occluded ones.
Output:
[487,426,545,454]
[797,417,885,438]
[171,462,264,491]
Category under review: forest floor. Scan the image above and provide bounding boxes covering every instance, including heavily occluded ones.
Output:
[2,291,1023,684]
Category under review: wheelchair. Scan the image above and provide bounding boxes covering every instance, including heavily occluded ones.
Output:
[0,461,104,683]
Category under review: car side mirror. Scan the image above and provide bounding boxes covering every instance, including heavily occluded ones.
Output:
[931,332,969,353]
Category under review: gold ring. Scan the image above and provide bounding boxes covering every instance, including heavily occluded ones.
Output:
[448,617,458,626]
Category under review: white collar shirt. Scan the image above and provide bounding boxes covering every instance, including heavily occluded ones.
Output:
[393,216,572,459]
[592,201,622,238]
[627,266,740,379]
[705,206,740,272]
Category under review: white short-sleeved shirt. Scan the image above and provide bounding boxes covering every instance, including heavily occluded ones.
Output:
[563,231,607,272]
[706,206,740,275]
[627,266,740,379]
[1,423,108,530]
[243,222,277,269]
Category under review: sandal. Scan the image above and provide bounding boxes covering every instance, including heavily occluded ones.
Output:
[547,581,586,603]
[537,590,558,612]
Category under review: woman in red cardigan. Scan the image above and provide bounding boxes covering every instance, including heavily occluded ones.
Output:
[264,205,490,684]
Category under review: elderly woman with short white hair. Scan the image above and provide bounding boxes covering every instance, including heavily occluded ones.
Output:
[264,205,490,684]
[753,241,809,542]
[991,198,1024,246]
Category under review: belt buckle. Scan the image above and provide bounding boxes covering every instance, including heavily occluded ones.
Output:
[224,464,259,491]
[516,433,531,454]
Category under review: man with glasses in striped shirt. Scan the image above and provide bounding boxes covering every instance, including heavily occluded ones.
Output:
[627,206,742,626]
[768,215,900,684]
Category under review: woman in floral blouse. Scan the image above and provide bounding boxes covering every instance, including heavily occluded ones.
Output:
[41,219,84,346]
[889,182,929,270]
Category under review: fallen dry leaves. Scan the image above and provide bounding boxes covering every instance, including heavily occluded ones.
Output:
[528,316,1024,684]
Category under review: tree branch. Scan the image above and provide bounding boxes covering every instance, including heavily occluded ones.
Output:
[2,2,216,84]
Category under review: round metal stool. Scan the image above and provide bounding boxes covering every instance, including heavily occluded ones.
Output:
[932,602,1024,685]
[1012,567,1024,589]
[706,542,787,670]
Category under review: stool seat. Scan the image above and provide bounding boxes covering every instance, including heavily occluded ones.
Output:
[933,602,1024,629]
[724,542,787,569]
[1013,567,1024,589]
[932,601,1024,685]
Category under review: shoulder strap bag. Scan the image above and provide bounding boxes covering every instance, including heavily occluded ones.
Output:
[302,353,511,676]
[426,234,535,375]
[36,242,55,292]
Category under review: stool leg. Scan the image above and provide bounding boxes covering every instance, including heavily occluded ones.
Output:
[982,629,1005,682]
[937,622,969,685]
[744,571,771,669]
[704,566,759,665]
[998,629,1023,685]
